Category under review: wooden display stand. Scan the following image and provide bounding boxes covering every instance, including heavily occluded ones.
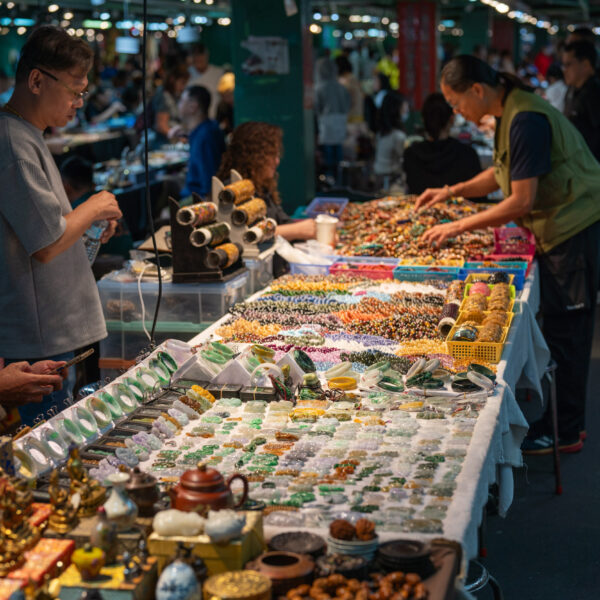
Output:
[148,511,265,575]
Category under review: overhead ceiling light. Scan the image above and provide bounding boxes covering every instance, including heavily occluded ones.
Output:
[313,12,322,20]
[48,4,59,12]
[309,23,321,34]
[331,13,339,21]
[205,0,214,4]
[6,2,15,8]
[97,33,104,41]
[218,17,231,26]
[382,17,389,25]
[17,26,26,35]
[100,12,110,20]
[63,12,74,20]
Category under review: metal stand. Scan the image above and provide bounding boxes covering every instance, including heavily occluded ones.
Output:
[544,359,563,495]
[464,560,504,600]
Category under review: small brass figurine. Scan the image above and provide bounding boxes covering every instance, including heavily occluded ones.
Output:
[67,448,106,518]
[48,469,79,534]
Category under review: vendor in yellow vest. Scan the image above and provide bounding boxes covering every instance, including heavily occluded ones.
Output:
[416,55,600,455]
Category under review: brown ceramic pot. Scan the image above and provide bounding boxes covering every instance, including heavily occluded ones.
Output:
[168,462,248,513]
[125,467,160,517]
[246,551,314,595]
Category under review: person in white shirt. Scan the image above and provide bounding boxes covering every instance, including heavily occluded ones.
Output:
[544,63,568,113]
[188,43,224,120]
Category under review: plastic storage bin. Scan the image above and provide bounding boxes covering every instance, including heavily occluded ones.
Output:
[244,248,275,295]
[461,263,527,290]
[305,196,349,219]
[494,226,536,255]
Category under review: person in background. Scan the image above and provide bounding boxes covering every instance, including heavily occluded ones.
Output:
[60,156,96,208]
[562,41,600,162]
[500,50,516,74]
[534,43,554,79]
[84,86,126,125]
[0,26,121,425]
[215,72,234,138]
[373,91,407,192]
[176,85,225,199]
[336,55,365,161]
[216,121,316,242]
[188,44,224,120]
[364,72,391,134]
[0,69,13,105]
[151,64,189,147]
[404,92,482,197]
[544,63,568,112]
[314,59,351,183]
[473,44,488,62]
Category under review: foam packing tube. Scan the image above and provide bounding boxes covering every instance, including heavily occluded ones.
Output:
[189,222,231,248]
[250,362,283,387]
[175,202,217,227]
[40,427,69,462]
[74,405,99,439]
[22,436,52,472]
[86,396,113,429]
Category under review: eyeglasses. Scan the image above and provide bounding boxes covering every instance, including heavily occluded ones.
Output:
[36,66,89,101]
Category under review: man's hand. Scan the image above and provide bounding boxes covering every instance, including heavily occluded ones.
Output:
[420,221,463,247]
[414,187,450,212]
[0,362,64,406]
[85,191,122,221]
[101,219,118,243]
[29,360,68,382]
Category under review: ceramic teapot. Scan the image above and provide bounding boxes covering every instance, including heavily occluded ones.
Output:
[125,466,160,517]
[168,462,248,512]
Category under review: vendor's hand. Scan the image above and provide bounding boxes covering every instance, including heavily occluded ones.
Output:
[85,190,122,221]
[420,221,463,247]
[168,125,185,140]
[0,362,63,406]
[295,218,317,240]
[101,219,118,243]
[414,187,450,212]
[30,360,68,384]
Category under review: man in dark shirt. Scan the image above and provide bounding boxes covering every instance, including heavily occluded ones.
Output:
[562,41,600,162]
[176,85,225,198]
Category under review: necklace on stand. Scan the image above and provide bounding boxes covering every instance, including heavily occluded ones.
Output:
[2,103,24,119]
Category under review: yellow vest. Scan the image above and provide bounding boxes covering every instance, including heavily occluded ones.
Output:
[493,88,600,252]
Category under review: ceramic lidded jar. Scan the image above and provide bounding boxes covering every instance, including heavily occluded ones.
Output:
[155,558,201,600]
[103,471,139,531]
[125,466,160,517]
[168,462,248,513]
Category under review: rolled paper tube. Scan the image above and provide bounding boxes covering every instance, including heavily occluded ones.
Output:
[205,242,242,269]
[41,427,69,461]
[157,350,179,374]
[189,222,231,247]
[86,396,113,429]
[231,198,267,226]
[149,356,171,383]
[218,179,255,205]
[176,202,217,226]
[243,218,277,244]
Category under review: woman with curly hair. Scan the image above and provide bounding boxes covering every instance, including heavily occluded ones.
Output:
[216,121,316,241]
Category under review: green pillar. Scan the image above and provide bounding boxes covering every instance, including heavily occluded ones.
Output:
[459,6,491,55]
[230,0,315,215]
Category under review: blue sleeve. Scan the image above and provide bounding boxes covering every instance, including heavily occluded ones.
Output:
[186,123,225,197]
[509,112,552,181]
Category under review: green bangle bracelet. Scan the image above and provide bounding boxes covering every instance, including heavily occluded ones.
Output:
[149,357,171,384]
[74,405,99,439]
[97,390,124,419]
[23,437,51,472]
[124,377,145,402]
[210,341,235,357]
[136,367,161,391]
[157,350,179,373]
[201,350,228,365]
[41,427,69,461]
[366,360,390,373]
[115,383,139,413]
[86,396,113,429]
[57,417,84,445]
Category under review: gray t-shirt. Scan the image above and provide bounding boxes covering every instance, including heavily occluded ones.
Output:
[0,112,106,358]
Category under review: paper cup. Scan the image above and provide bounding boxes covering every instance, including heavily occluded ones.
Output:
[315,214,338,247]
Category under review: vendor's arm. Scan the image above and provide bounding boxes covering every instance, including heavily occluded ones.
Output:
[414,167,499,211]
[0,361,64,407]
[276,219,316,241]
[421,177,537,245]
[91,101,126,125]
[155,112,171,137]
[33,191,122,263]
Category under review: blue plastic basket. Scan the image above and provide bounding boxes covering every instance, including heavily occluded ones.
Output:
[305,197,349,219]
[393,265,462,282]
[461,262,528,290]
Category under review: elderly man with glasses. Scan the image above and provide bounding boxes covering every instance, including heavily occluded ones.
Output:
[0,26,122,426]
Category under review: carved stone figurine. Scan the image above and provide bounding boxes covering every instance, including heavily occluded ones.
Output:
[48,469,79,534]
[67,448,106,518]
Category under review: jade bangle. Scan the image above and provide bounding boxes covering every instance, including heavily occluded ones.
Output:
[97,390,123,419]
[136,367,161,391]
[366,360,390,373]
[157,350,179,373]
[13,448,37,479]
[74,405,99,439]
[210,341,235,358]
[57,417,84,445]
[200,350,228,365]
[124,377,145,402]
[86,396,113,429]
[22,437,51,472]
[325,362,352,380]
[40,427,69,461]
[328,376,358,391]
[149,356,171,384]
[115,383,139,413]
